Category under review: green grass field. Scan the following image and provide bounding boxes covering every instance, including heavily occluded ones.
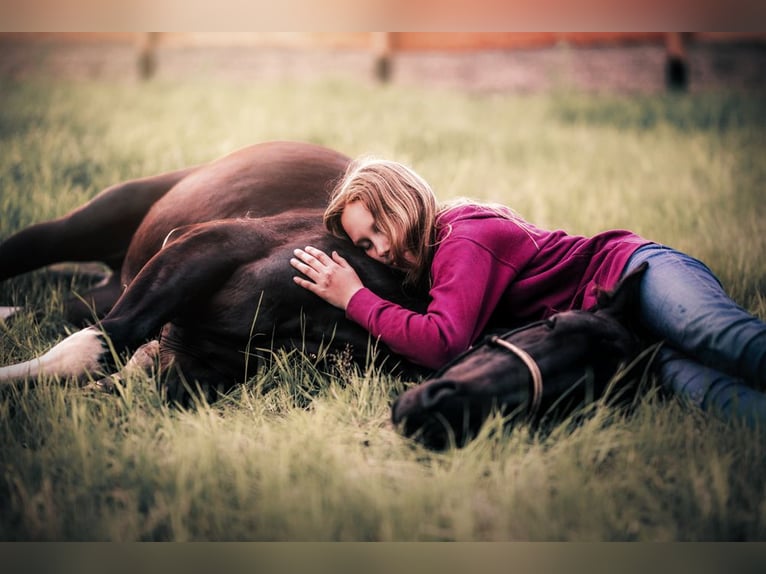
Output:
[1,74,765,540]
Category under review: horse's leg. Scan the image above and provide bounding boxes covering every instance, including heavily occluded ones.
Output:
[60,272,125,326]
[0,165,201,324]
[83,339,161,393]
[0,165,200,281]
[0,218,284,385]
[97,325,236,407]
[1,273,124,330]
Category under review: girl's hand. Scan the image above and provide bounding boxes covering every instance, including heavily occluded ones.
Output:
[290,246,363,310]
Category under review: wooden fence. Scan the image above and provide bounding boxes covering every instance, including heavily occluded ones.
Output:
[145,32,765,91]
[5,32,766,91]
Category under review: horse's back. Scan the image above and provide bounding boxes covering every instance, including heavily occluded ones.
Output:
[123,141,351,281]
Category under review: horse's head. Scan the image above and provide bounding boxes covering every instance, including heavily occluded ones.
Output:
[391,263,649,449]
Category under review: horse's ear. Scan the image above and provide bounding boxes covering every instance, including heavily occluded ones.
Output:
[594,261,648,323]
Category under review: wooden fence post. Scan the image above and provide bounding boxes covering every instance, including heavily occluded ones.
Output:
[372,32,392,83]
[664,32,688,91]
[138,32,160,80]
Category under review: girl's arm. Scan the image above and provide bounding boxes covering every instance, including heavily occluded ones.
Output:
[346,237,522,369]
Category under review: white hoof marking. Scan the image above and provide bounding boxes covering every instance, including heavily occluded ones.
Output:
[0,327,107,383]
[0,306,22,321]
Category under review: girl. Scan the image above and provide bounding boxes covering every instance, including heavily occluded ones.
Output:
[290,157,766,424]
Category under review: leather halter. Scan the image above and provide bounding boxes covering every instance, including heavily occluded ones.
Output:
[489,336,543,416]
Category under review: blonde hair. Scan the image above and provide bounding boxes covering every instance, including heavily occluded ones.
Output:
[325,157,438,286]
[324,156,533,287]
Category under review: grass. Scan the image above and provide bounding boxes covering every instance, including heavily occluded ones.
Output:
[1,71,765,540]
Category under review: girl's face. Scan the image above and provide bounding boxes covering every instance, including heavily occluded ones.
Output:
[340,200,415,270]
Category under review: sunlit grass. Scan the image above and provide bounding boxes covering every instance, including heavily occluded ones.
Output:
[1,76,765,540]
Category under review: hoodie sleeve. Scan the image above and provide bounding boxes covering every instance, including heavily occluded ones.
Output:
[345,219,538,369]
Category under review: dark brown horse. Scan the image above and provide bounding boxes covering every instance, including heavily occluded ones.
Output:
[1,140,351,325]
[0,141,427,403]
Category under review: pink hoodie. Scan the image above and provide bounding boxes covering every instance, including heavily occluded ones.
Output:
[346,205,650,369]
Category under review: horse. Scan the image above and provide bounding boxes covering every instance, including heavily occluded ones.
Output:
[0,141,428,404]
[1,140,353,326]
[391,263,653,449]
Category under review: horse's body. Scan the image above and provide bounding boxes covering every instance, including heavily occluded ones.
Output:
[0,141,352,324]
[0,141,426,402]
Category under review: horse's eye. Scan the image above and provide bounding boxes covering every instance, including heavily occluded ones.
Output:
[546,317,557,329]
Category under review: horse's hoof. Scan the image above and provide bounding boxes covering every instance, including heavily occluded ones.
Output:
[82,377,118,394]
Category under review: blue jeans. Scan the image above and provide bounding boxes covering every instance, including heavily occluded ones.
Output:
[623,244,766,426]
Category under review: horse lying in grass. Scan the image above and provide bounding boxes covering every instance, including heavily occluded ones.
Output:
[391,263,654,449]
[0,140,351,326]
[0,140,652,422]
[0,141,427,403]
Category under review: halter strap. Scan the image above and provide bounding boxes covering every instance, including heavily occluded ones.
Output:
[489,336,543,416]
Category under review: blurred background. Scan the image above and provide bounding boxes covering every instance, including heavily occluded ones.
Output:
[1,32,765,93]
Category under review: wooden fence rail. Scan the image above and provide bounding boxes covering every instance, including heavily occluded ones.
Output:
[137,32,763,92]
[5,32,766,91]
